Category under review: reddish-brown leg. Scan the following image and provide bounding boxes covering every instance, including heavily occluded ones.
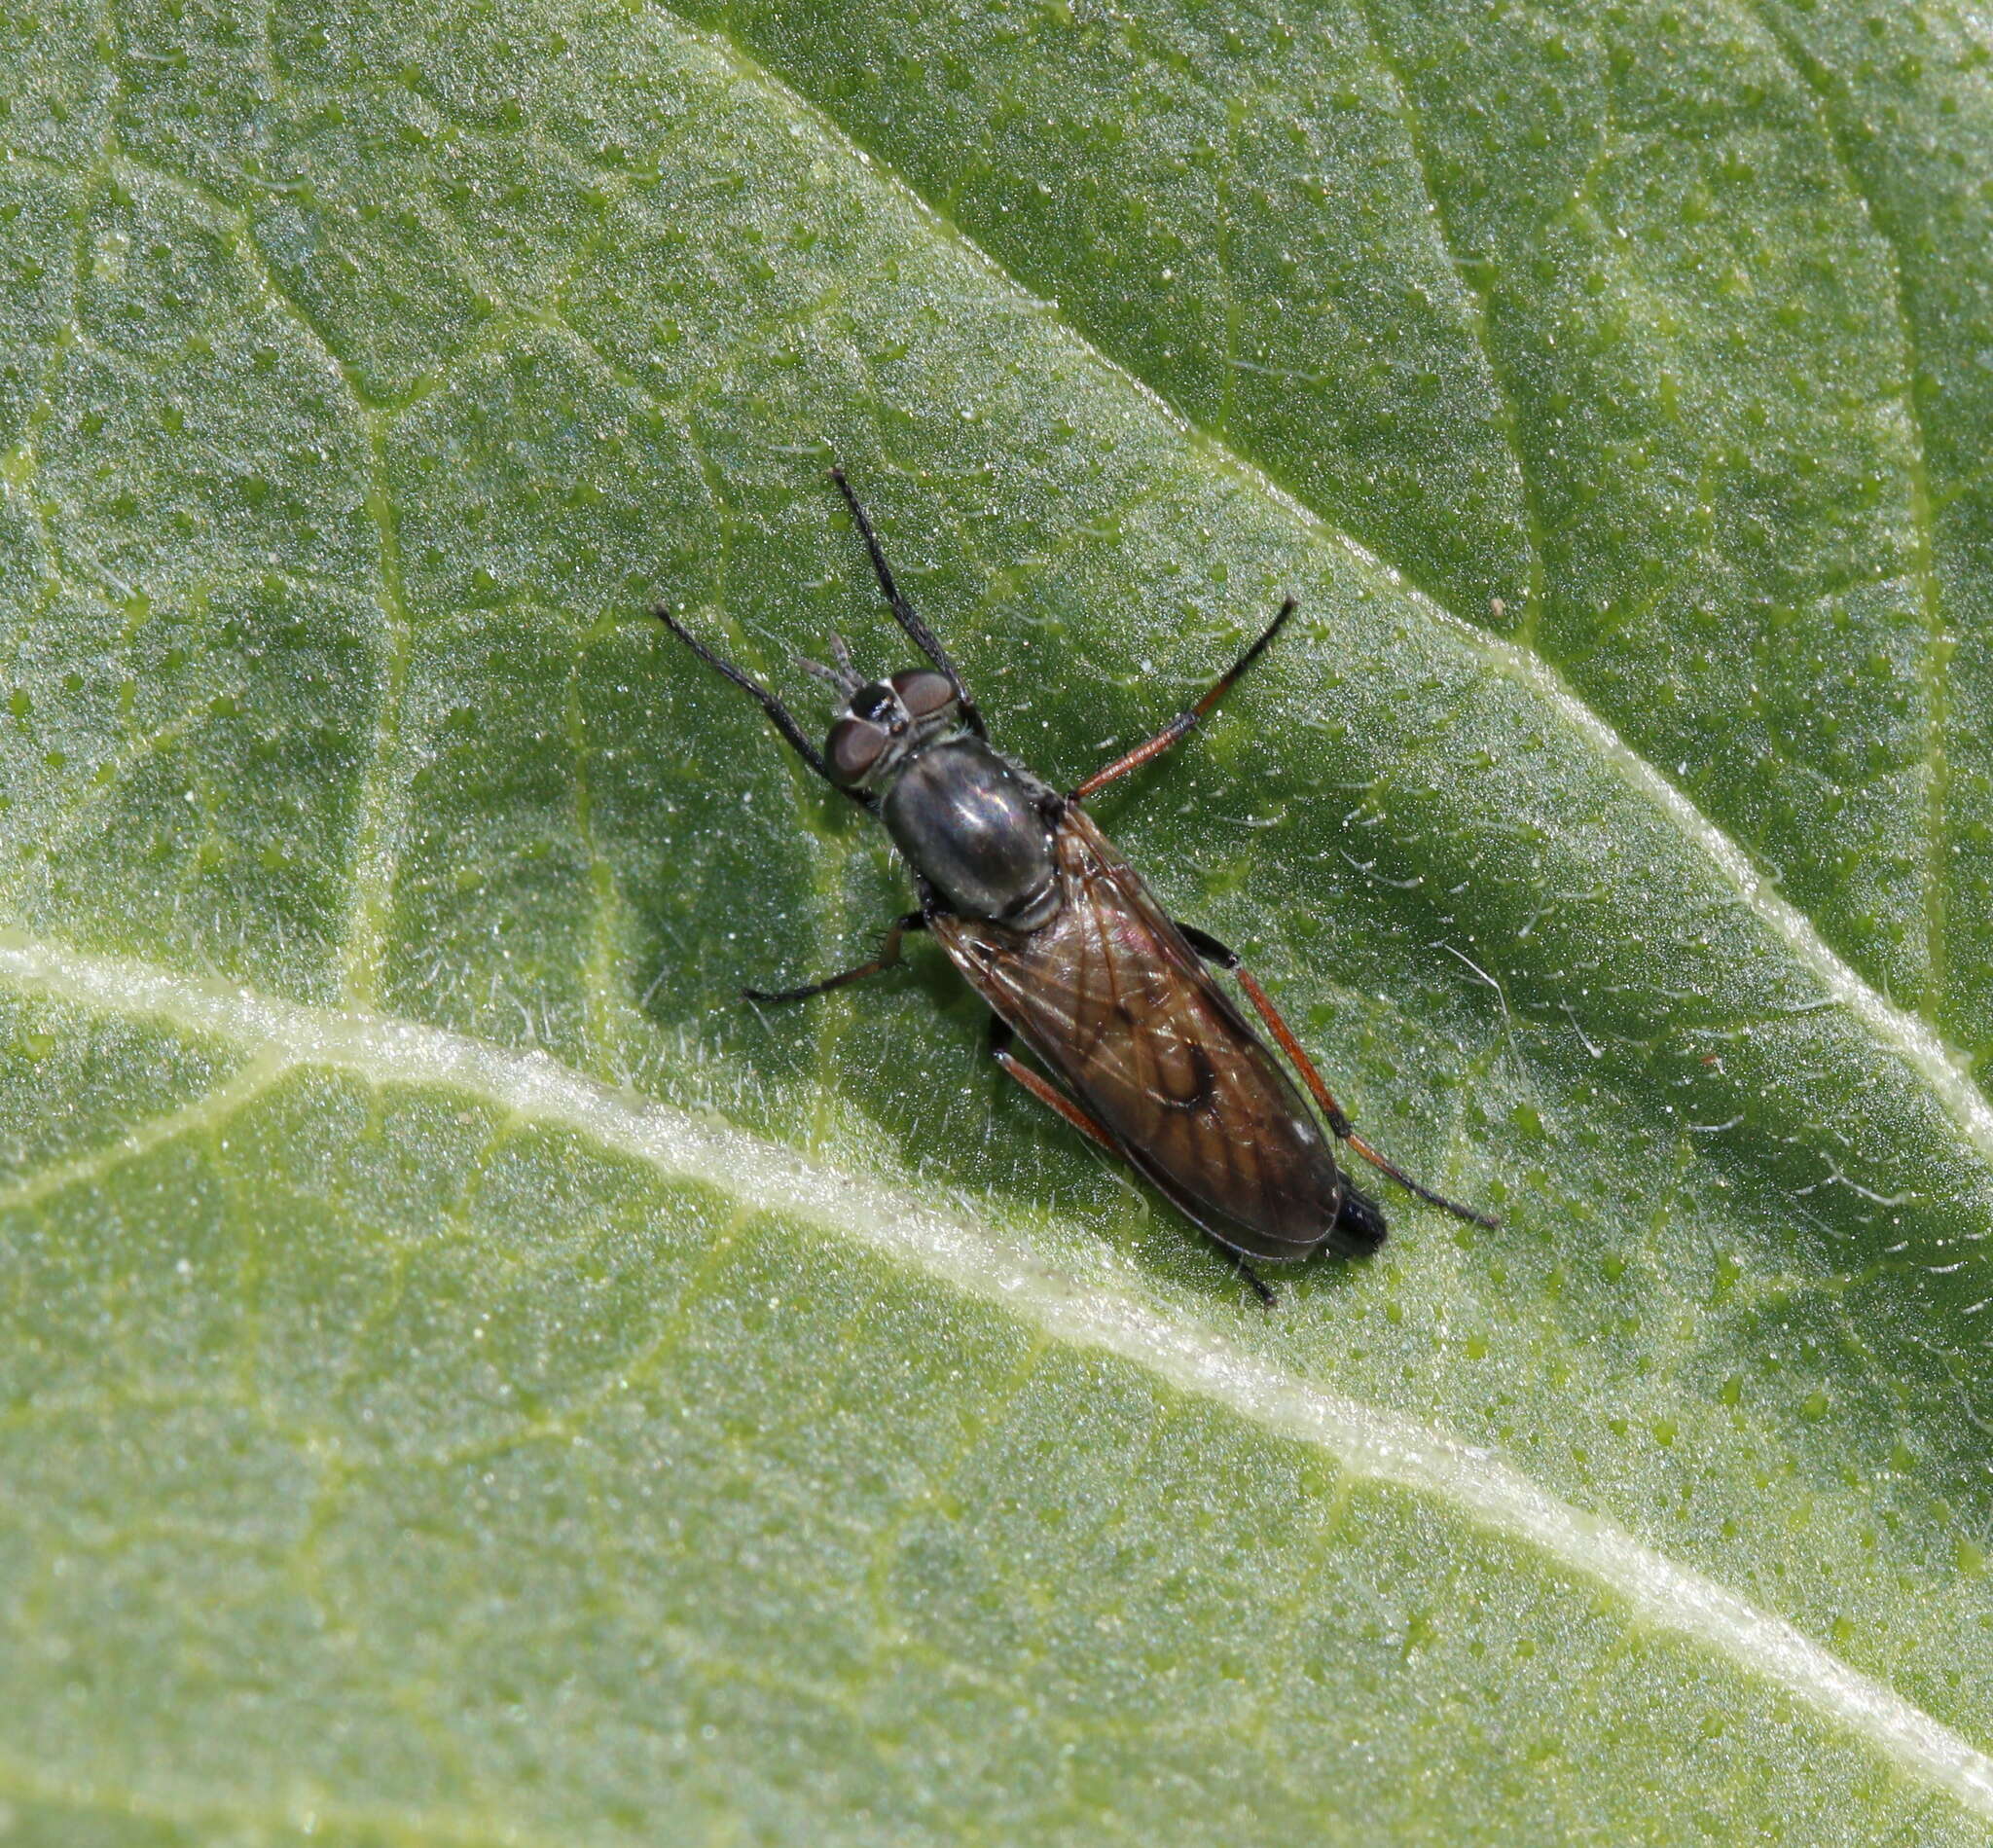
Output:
[995,1048,1118,1152]
[1177,923,1500,1231]
[1071,598,1297,801]
[990,1035,1120,1154]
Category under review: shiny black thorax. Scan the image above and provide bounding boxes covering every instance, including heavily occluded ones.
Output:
[879,735,1062,931]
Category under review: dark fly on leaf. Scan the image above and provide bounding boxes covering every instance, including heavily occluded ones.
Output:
[656,469,1495,1304]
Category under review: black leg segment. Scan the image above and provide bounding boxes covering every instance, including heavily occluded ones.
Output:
[744,912,924,1005]
[1072,597,1296,801]
[1176,921,1243,969]
[1221,1247,1278,1308]
[656,604,871,809]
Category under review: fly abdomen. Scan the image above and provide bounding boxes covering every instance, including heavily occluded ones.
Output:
[1330,1180,1388,1255]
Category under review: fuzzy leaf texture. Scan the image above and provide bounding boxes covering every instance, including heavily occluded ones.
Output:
[3,0,1993,1840]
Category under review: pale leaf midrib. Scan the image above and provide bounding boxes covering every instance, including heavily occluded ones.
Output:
[3,929,1990,1822]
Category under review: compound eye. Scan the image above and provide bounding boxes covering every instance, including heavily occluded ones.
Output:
[826,716,888,785]
[891,669,958,718]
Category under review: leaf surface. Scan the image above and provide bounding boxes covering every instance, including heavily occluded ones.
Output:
[3,0,1993,1839]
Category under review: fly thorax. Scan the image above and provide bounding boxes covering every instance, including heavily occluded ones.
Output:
[880,737,1060,927]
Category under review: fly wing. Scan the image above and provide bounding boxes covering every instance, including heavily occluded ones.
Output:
[932,807,1344,1259]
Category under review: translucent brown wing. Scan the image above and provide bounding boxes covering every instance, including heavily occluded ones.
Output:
[930,806,1349,1261]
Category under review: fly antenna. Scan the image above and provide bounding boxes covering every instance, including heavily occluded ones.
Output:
[798,632,862,697]
[829,465,988,739]
[793,658,856,702]
[654,603,870,807]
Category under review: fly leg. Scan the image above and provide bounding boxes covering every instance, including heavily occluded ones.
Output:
[988,1018,1278,1308]
[1071,597,1296,800]
[654,605,871,808]
[1177,922,1499,1231]
[987,1016,1122,1152]
[744,912,924,1004]
[1221,1249,1279,1309]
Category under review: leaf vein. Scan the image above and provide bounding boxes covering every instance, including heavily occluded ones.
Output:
[1737,1,1953,1031]
[3,930,1992,1819]
[0,1055,277,1215]
[1341,0,1554,646]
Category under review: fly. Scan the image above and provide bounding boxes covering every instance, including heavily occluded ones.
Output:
[656,468,1496,1303]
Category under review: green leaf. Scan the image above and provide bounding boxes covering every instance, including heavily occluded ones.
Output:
[4,0,1992,1838]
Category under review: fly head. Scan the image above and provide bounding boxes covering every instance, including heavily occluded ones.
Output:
[820,667,962,792]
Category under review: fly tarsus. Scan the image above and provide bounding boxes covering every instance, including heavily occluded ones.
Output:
[1223,1248,1278,1309]
[654,602,869,806]
[743,911,924,1005]
[1343,1131,1500,1231]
